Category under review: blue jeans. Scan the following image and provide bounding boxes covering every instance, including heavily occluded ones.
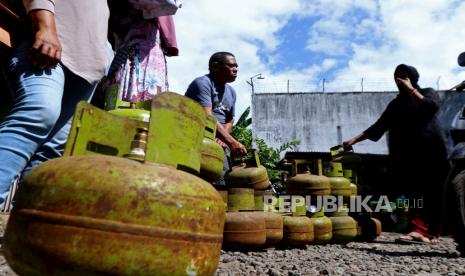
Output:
[0,42,97,204]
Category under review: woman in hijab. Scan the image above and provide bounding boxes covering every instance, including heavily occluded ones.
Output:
[344,64,450,243]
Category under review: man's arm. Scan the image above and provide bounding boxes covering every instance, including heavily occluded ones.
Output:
[24,0,61,69]
[223,114,233,133]
[202,106,246,156]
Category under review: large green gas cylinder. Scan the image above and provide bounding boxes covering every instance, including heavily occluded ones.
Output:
[200,115,224,183]
[3,93,225,275]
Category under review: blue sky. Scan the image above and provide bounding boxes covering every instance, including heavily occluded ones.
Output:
[168,0,465,118]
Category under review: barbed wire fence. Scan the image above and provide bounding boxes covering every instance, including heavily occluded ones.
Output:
[251,76,463,94]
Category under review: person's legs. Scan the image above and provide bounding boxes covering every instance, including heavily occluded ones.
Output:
[0,42,65,203]
[20,67,97,179]
[213,147,230,186]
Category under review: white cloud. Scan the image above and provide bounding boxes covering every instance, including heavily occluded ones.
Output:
[168,0,465,119]
[167,0,301,118]
[334,0,465,90]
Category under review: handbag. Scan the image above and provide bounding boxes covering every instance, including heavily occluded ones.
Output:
[128,0,182,19]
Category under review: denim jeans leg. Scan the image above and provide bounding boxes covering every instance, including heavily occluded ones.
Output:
[21,68,97,179]
[0,42,65,204]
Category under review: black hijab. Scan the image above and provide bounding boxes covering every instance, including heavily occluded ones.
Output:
[394,64,420,89]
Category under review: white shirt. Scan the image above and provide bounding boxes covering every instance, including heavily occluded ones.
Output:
[23,0,110,84]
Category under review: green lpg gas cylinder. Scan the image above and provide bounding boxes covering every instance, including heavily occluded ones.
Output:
[262,212,284,247]
[327,206,358,244]
[326,162,351,198]
[4,92,225,275]
[215,186,228,211]
[200,114,224,183]
[286,160,331,199]
[254,190,273,211]
[225,149,269,189]
[3,156,225,275]
[330,145,363,171]
[227,188,255,212]
[223,212,267,249]
[309,208,332,244]
[281,215,314,247]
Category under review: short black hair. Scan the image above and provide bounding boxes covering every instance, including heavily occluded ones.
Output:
[208,52,235,71]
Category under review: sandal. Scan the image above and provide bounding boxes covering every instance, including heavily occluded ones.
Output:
[395,232,431,245]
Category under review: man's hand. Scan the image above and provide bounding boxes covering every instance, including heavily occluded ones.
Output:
[229,140,247,156]
[28,10,61,69]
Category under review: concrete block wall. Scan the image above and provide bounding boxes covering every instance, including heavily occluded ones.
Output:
[252,91,465,155]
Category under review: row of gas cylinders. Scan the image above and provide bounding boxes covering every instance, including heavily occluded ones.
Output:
[287,160,357,199]
[219,160,358,214]
[223,209,379,249]
[221,205,381,249]
[218,159,381,248]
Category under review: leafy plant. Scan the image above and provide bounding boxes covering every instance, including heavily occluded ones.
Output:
[232,106,300,193]
[231,107,252,148]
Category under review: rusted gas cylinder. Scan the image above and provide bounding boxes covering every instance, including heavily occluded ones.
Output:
[3,155,225,275]
[215,186,228,211]
[286,160,331,201]
[253,212,283,247]
[223,212,267,249]
[327,207,358,244]
[326,162,351,198]
[200,114,224,183]
[281,215,314,247]
[286,171,331,197]
[254,190,273,211]
[309,208,332,244]
[227,188,255,211]
[357,215,382,241]
[225,149,269,189]
[262,212,284,247]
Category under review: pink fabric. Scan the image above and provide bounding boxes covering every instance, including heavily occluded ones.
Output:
[105,19,168,103]
[158,15,178,56]
[128,0,181,19]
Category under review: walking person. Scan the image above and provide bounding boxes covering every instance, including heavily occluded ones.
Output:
[0,0,111,204]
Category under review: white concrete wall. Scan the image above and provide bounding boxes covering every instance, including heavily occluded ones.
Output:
[252,91,465,155]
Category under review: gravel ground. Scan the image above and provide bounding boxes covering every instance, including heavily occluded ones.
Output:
[0,214,463,276]
[216,233,465,276]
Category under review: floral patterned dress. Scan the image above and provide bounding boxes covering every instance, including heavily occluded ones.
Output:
[105,18,168,103]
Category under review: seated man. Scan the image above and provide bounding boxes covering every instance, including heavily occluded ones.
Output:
[185,51,247,184]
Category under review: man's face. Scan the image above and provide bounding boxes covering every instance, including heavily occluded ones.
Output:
[214,55,238,83]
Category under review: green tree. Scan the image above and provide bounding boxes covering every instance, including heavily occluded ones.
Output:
[232,107,300,192]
